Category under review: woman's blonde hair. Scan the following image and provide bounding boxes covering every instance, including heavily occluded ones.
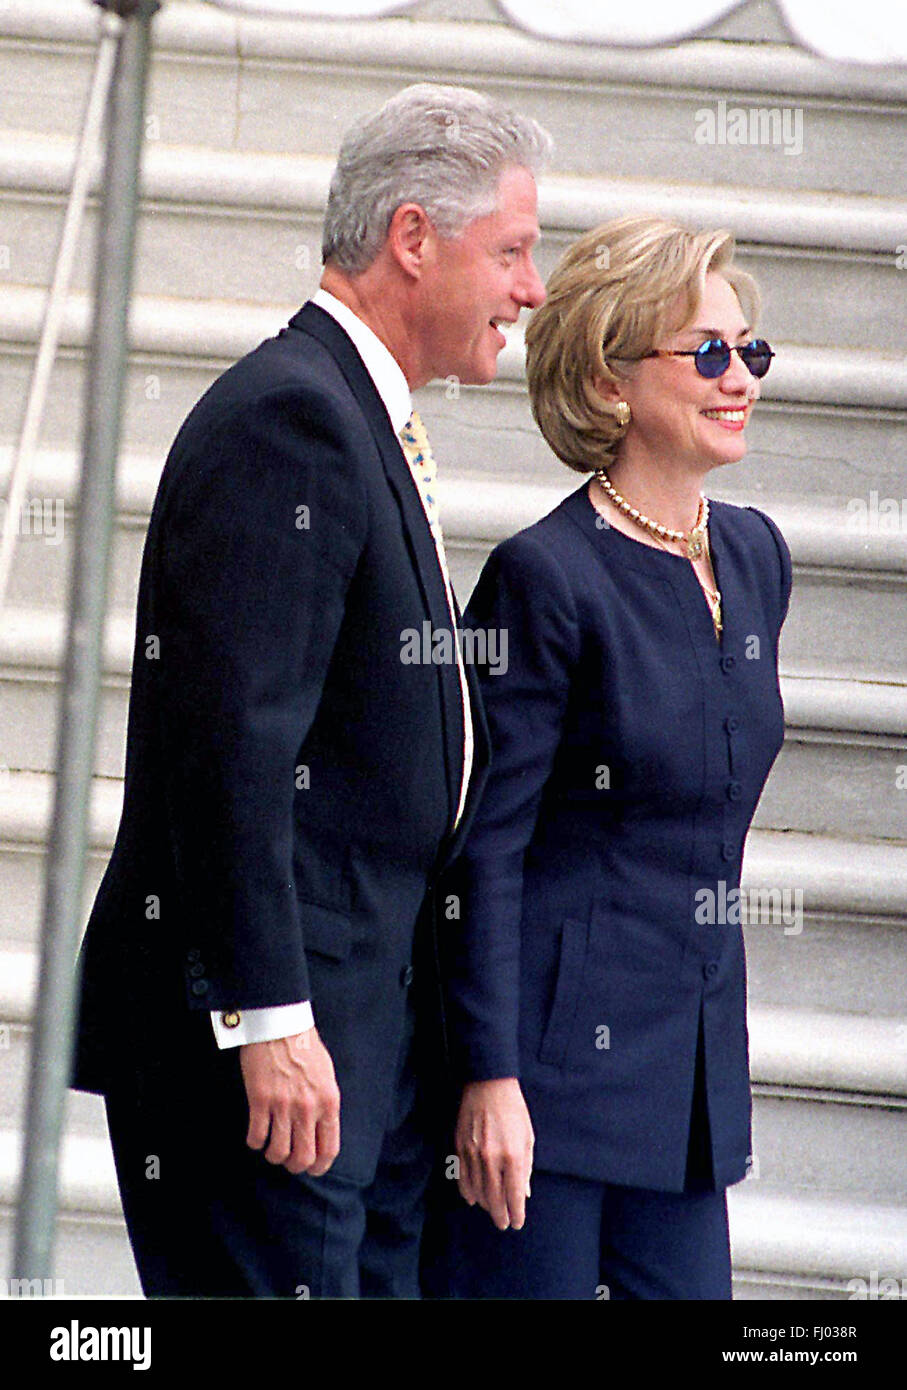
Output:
[525,214,759,473]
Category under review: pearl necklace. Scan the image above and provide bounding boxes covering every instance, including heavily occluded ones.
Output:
[593,467,708,560]
[592,469,723,637]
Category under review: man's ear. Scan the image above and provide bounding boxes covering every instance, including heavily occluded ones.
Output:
[386,202,433,279]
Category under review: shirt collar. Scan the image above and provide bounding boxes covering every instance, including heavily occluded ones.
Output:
[311,288,412,435]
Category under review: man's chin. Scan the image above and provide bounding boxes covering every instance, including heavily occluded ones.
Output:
[458,358,500,387]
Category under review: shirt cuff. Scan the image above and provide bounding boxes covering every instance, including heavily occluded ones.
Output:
[210,1001,315,1049]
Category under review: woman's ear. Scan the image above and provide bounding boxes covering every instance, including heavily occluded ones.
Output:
[592,373,622,403]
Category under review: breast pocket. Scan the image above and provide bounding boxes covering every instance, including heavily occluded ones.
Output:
[538,917,590,1068]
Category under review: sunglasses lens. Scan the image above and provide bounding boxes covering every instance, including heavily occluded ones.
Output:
[694,339,731,378]
[740,339,773,378]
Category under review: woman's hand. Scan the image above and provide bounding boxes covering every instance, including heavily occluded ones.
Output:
[455,1078,534,1230]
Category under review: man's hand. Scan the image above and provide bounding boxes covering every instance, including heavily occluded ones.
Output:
[455,1077,534,1231]
[239,1027,340,1176]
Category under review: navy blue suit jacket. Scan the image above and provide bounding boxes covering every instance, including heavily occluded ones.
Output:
[72,303,489,1185]
[441,483,791,1192]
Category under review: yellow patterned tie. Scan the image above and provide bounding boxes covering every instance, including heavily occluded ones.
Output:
[398,409,473,828]
[399,410,446,560]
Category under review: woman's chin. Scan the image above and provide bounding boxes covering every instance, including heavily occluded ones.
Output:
[712,437,748,468]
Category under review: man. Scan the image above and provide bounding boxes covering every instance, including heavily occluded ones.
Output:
[71,83,548,1297]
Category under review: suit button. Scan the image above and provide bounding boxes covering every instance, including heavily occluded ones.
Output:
[720,655,736,673]
[703,962,719,981]
[188,962,205,978]
[724,715,739,733]
[400,964,414,988]
[721,841,736,862]
[726,780,742,802]
[187,948,201,962]
[190,979,209,997]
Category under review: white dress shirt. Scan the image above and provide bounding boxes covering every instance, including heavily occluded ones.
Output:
[211,289,472,1048]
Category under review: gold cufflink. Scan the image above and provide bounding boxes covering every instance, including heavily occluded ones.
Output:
[221,1011,241,1029]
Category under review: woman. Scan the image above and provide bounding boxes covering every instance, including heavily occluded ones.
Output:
[424,215,791,1299]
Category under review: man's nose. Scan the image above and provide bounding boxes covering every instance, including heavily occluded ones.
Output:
[518,253,547,309]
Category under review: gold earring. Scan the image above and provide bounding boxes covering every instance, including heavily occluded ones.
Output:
[614,400,631,428]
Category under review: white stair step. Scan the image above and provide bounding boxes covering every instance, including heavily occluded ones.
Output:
[2,601,904,831]
[748,1006,907,1099]
[1,289,904,531]
[754,684,907,837]
[0,1121,139,1295]
[416,375,907,519]
[0,1124,118,1219]
[0,1209,139,1298]
[6,968,904,1196]
[0,607,132,778]
[741,829,907,922]
[2,0,903,1304]
[744,912,907,1018]
[0,846,105,952]
[0,1014,121,1139]
[2,3,905,194]
[1,779,905,942]
[0,768,122,849]
[2,284,904,411]
[0,773,120,943]
[3,961,906,1222]
[729,1183,907,1284]
[4,129,903,253]
[442,486,907,685]
[3,935,903,1100]
[2,128,904,351]
[0,607,133,674]
[8,448,907,576]
[750,1088,907,1203]
[3,454,906,689]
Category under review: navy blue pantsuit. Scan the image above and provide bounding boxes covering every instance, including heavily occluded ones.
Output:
[427,482,791,1298]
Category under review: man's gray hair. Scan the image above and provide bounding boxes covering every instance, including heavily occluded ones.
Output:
[322,83,552,274]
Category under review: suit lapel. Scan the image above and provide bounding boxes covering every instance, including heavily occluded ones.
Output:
[287,302,468,833]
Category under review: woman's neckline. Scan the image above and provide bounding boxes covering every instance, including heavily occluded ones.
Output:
[579,480,725,643]
[582,479,714,562]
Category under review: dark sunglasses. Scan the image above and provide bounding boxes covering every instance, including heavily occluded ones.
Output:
[635,337,775,379]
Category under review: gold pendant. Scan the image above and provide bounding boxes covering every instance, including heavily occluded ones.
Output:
[686,529,704,560]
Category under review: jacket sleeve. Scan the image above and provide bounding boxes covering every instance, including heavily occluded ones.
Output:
[442,530,579,1082]
[150,384,368,1011]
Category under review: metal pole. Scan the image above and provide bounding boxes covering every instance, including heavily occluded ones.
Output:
[12,0,160,1283]
[0,21,118,616]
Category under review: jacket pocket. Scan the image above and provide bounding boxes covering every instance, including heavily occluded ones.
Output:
[538,917,589,1068]
[299,901,354,962]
